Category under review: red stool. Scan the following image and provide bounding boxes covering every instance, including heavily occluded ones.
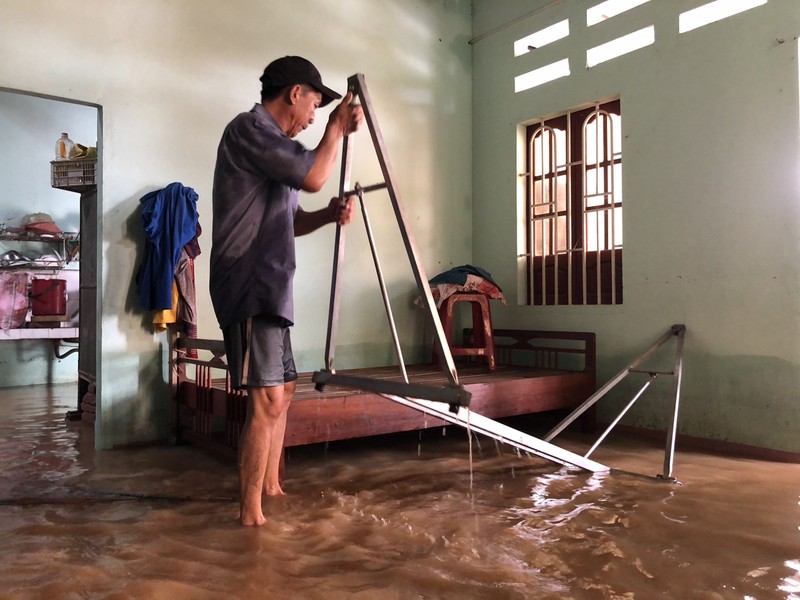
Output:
[432,293,496,370]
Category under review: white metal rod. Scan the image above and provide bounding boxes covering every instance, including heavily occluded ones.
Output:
[661,325,686,479]
[584,376,654,458]
[545,326,678,442]
[382,393,609,473]
[357,190,408,383]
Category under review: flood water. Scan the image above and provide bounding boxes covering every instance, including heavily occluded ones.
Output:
[1,383,798,600]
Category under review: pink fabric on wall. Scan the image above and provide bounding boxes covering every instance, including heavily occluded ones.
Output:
[0,272,30,329]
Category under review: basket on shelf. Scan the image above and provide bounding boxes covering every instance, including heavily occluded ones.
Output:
[51,159,96,192]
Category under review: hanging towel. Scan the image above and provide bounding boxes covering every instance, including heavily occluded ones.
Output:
[136,182,199,311]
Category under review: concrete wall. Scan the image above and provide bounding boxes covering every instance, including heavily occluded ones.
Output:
[0,0,473,449]
[472,0,800,452]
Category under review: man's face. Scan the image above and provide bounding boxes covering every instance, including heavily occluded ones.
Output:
[288,85,322,137]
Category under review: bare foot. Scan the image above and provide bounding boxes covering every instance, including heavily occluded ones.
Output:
[239,515,267,527]
[263,482,286,497]
[239,504,267,527]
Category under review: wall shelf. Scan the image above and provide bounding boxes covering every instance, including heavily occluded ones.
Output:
[0,230,78,271]
[0,230,80,339]
[0,327,78,340]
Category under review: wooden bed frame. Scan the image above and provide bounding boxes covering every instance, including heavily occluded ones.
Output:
[170,329,596,461]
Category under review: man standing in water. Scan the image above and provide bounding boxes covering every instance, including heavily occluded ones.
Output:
[210,56,363,526]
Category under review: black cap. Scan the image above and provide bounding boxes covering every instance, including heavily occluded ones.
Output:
[259,56,341,107]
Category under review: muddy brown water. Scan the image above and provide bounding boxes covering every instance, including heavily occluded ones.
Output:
[1,383,798,599]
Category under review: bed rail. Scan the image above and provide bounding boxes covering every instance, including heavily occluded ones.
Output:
[170,330,596,459]
[477,328,595,372]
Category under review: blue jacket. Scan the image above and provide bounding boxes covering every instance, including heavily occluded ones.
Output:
[136,182,199,311]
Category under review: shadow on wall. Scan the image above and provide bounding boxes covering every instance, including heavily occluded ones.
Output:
[98,347,170,449]
[120,187,154,326]
[90,188,171,449]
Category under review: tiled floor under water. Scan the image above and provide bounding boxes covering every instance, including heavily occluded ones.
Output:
[1,382,799,599]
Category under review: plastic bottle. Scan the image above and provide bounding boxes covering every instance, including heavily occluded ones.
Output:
[54,133,74,161]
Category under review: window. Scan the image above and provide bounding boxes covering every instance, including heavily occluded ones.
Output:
[679,0,767,34]
[523,99,622,305]
[587,0,652,27]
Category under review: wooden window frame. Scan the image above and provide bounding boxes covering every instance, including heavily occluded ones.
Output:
[524,99,623,305]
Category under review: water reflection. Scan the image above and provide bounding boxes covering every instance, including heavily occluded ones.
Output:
[1,383,799,600]
[780,559,800,597]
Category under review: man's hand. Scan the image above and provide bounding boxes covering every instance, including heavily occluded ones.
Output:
[330,91,364,137]
[329,196,355,226]
[295,196,355,236]
[301,91,365,193]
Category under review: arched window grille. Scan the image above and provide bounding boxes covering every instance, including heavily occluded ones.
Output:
[524,99,622,305]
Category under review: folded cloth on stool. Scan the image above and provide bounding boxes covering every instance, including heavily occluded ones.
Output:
[417,265,506,308]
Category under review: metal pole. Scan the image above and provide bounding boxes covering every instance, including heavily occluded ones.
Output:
[352,73,460,387]
[660,324,685,480]
[314,74,471,407]
[357,185,409,383]
[382,393,609,473]
[321,86,356,374]
[544,326,678,442]
[584,375,655,458]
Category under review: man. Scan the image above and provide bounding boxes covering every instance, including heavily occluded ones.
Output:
[210,56,363,526]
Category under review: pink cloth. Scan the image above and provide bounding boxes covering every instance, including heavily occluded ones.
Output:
[420,275,507,309]
[0,273,30,329]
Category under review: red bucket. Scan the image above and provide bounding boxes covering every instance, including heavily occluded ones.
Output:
[31,278,67,316]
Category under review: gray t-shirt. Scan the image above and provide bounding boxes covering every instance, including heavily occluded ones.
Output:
[210,104,315,328]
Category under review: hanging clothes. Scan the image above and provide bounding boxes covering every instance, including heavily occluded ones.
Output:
[136,182,199,311]
[152,280,180,332]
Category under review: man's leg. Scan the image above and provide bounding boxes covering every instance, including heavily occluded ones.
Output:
[238,383,288,526]
[262,380,295,496]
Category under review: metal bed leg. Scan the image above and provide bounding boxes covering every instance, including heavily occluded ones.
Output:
[545,324,687,479]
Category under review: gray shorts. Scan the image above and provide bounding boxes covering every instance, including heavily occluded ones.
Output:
[222,315,298,390]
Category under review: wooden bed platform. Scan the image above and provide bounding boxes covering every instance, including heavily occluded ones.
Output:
[170,329,597,461]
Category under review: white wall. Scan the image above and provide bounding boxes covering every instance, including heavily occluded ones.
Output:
[0,92,97,231]
[0,91,97,385]
[0,0,473,449]
[472,0,800,452]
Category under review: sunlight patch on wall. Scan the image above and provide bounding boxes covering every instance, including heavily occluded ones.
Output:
[587,0,651,27]
[679,0,767,34]
[515,59,571,92]
[586,26,654,68]
[514,19,570,56]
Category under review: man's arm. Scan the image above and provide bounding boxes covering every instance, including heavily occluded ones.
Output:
[300,91,363,193]
[294,196,356,236]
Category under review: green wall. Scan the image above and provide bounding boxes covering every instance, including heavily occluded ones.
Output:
[3,0,798,455]
[1,0,473,449]
[472,0,800,452]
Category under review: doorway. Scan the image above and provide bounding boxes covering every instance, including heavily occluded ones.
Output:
[0,88,101,447]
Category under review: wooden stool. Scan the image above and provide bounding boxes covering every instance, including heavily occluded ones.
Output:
[432,293,496,370]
